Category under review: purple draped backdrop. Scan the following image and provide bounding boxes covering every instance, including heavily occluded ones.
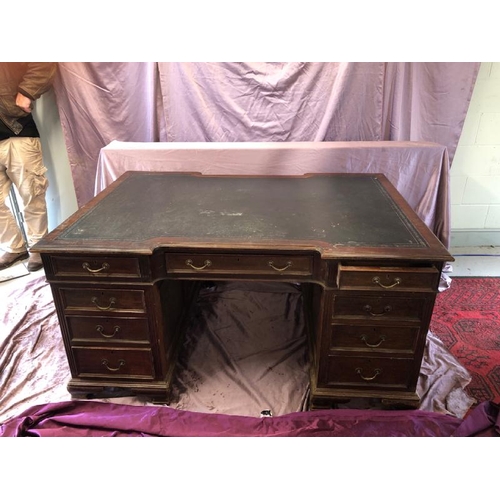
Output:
[52,62,480,207]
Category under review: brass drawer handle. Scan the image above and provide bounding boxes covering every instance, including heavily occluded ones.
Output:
[96,325,121,338]
[185,259,212,271]
[355,367,382,381]
[360,335,386,348]
[372,276,401,289]
[82,262,110,273]
[101,359,125,372]
[363,304,392,316]
[91,296,116,311]
[268,261,292,272]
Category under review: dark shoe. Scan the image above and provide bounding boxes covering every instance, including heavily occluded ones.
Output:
[27,252,44,272]
[0,250,29,270]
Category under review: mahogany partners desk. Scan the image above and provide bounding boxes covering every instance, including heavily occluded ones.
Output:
[33,172,453,410]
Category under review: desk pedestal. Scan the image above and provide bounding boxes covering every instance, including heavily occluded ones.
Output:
[42,249,442,409]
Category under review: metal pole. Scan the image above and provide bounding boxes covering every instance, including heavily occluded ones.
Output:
[8,185,29,246]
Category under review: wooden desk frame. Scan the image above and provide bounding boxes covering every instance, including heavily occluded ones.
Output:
[34,172,453,409]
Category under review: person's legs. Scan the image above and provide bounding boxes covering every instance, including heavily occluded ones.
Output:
[0,139,30,269]
[1,137,49,271]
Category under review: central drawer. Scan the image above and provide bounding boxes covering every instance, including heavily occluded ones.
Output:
[165,253,313,277]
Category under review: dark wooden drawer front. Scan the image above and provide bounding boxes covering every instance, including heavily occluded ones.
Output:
[60,288,146,314]
[329,324,419,353]
[50,255,143,279]
[67,316,150,344]
[72,347,155,378]
[322,355,414,389]
[332,295,425,321]
[337,265,439,292]
[166,253,313,277]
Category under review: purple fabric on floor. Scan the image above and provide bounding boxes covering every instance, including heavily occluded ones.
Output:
[450,401,500,437]
[4,400,496,437]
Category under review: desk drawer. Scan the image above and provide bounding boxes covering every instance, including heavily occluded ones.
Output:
[72,347,155,379]
[67,316,150,344]
[322,355,414,390]
[59,288,146,314]
[332,295,425,321]
[50,255,143,279]
[166,253,313,277]
[329,324,419,353]
[337,265,439,292]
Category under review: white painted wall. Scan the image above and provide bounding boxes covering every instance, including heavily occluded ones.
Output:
[32,88,78,231]
[451,62,500,246]
[30,63,500,247]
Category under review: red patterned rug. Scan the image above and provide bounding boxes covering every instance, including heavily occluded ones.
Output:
[431,277,500,405]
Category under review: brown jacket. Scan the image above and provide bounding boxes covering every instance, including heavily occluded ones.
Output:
[0,62,57,134]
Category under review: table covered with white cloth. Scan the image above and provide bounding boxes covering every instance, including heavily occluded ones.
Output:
[95,140,451,247]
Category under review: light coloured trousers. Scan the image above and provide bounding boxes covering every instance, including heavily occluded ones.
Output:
[0,137,49,253]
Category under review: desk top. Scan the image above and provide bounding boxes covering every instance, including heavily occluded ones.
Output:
[35,171,452,261]
[95,140,451,248]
